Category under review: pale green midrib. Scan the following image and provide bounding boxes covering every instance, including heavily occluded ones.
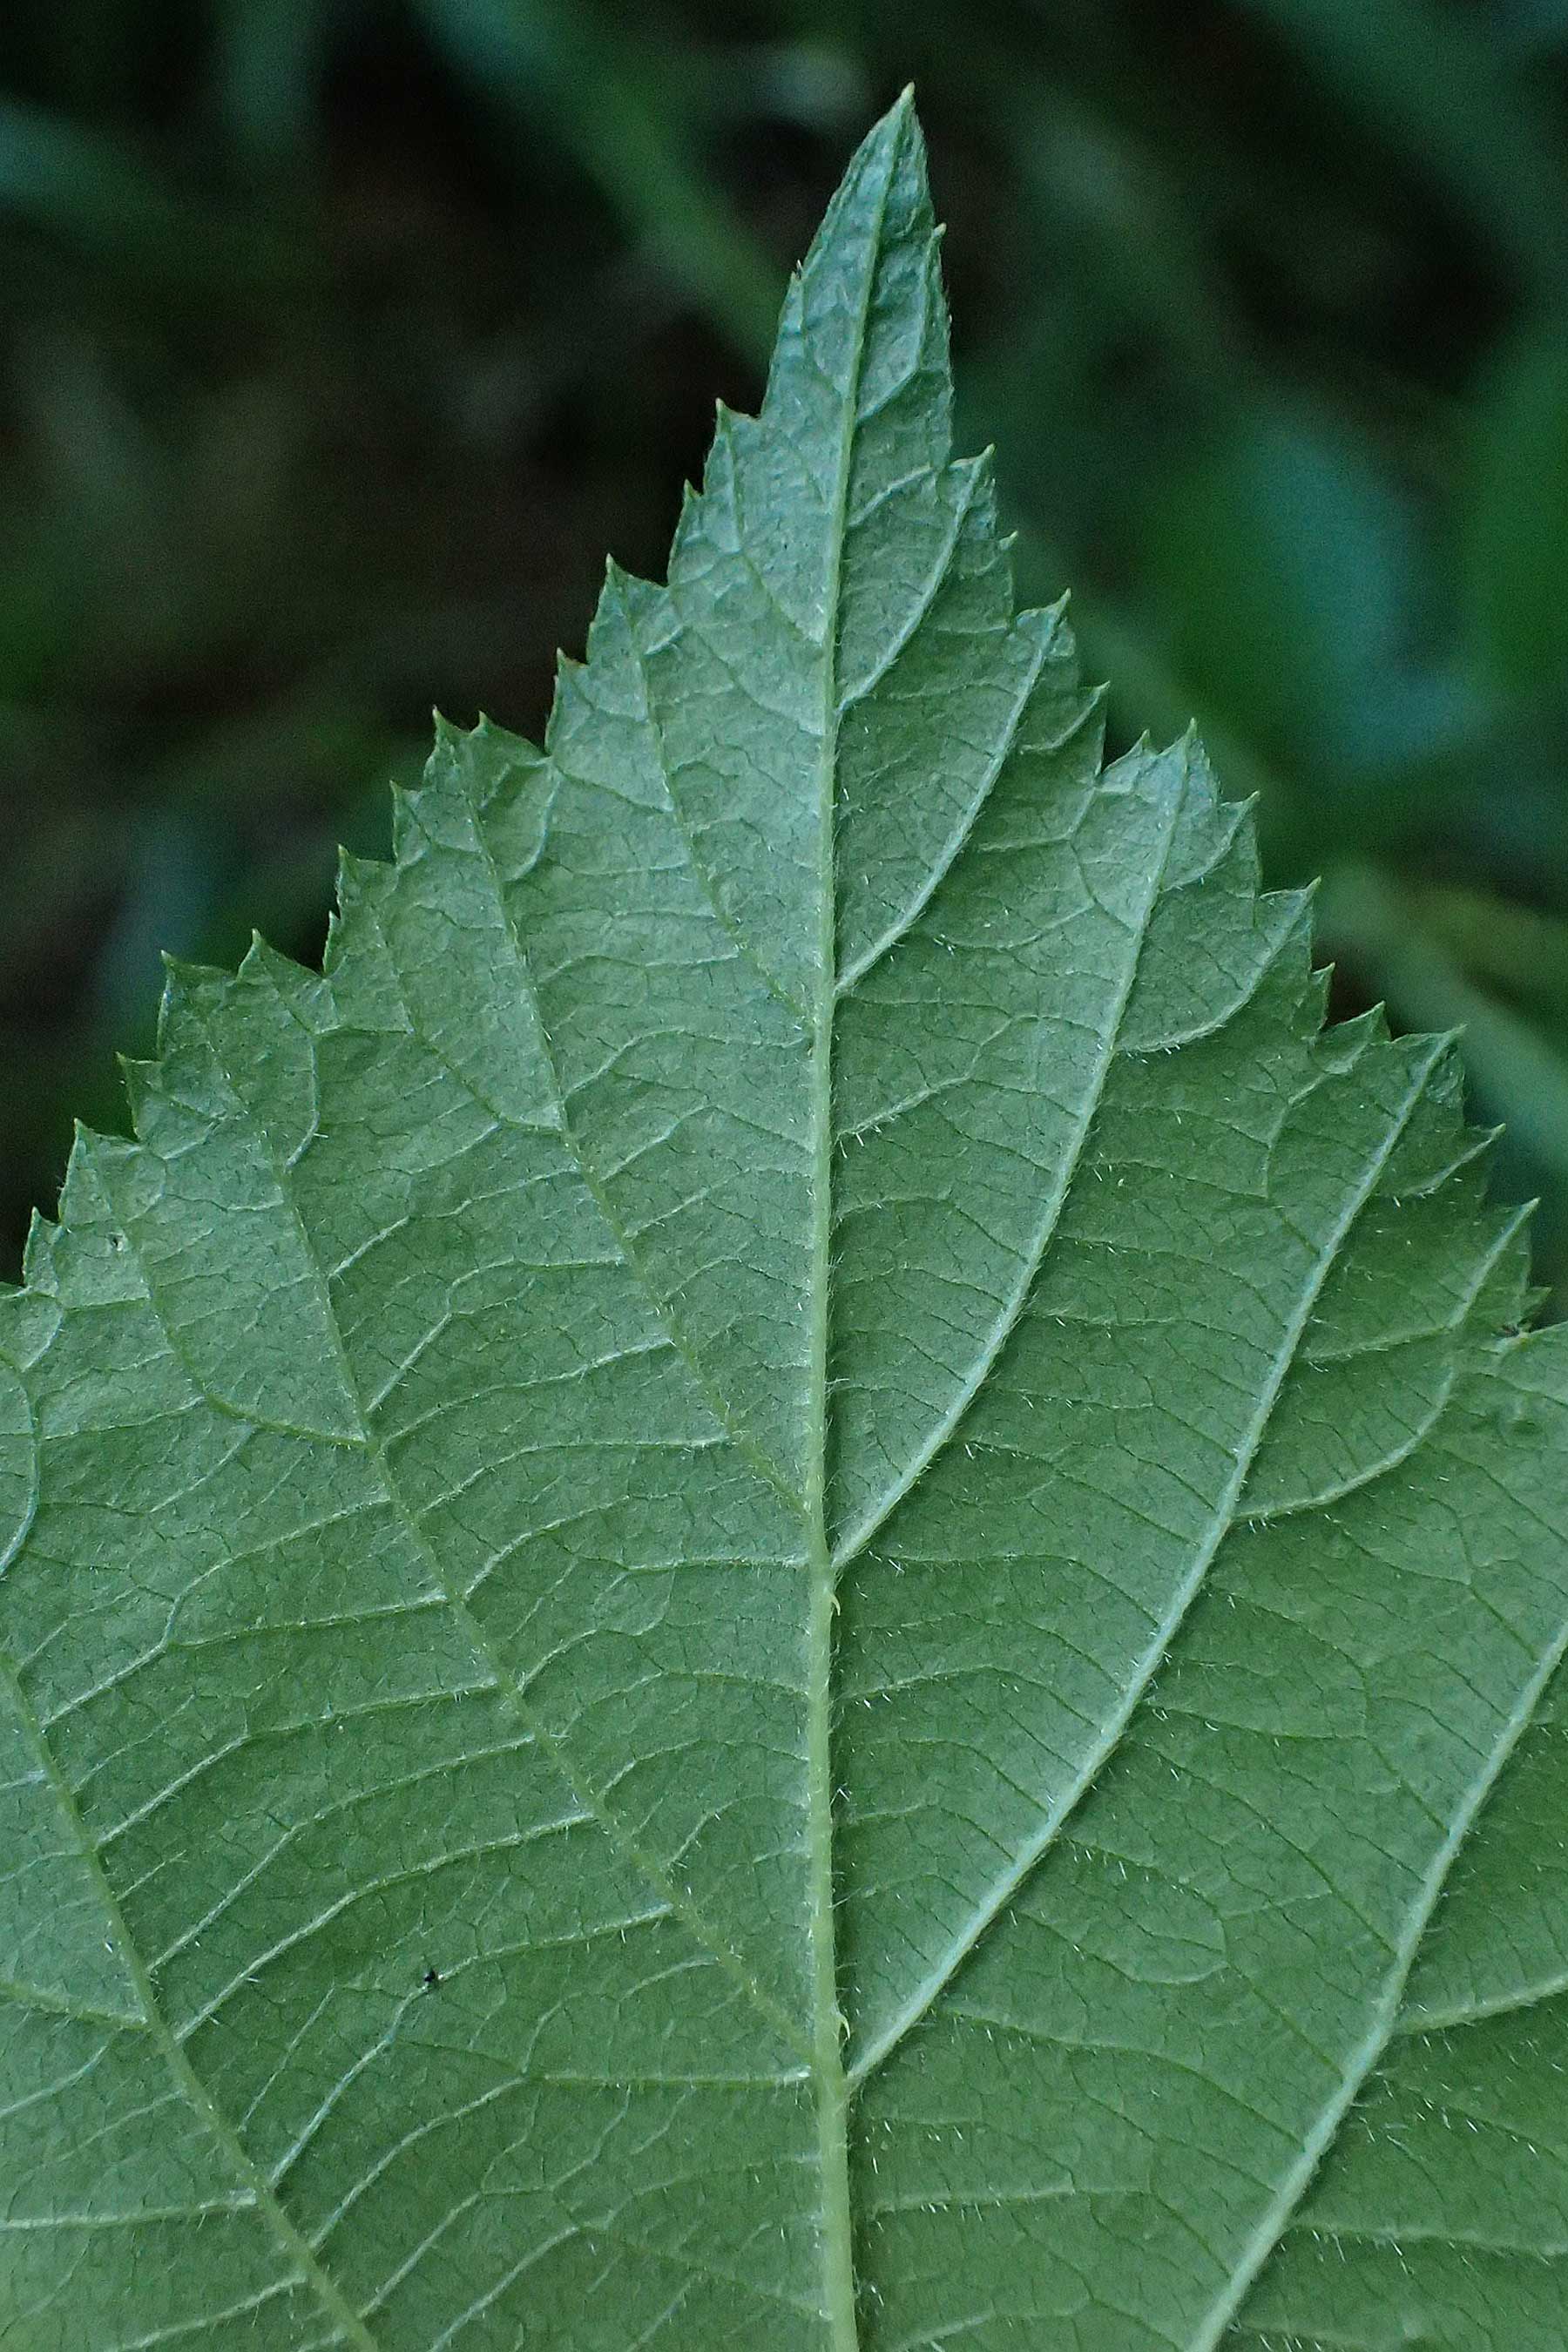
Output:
[802,122,909,2352]
[1192,1456,1568,2349]
[848,1027,1454,2092]
[0,1643,383,2352]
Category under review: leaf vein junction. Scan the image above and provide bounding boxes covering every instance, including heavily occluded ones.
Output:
[848,1031,1454,2089]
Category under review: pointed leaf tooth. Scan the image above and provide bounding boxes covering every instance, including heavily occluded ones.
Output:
[117,1054,163,1135]
[388,779,422,862]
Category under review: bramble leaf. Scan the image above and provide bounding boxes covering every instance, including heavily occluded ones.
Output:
[3,96,1568,2351]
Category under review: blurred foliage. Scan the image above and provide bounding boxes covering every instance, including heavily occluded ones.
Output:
[5,2,1568,1306]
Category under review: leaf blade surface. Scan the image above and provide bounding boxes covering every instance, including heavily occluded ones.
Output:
[3,93,1568,2352]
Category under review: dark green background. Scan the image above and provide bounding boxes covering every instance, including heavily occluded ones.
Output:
[6,1,1568,1305]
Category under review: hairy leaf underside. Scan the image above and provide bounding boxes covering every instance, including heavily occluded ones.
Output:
[3,97,1568,2352]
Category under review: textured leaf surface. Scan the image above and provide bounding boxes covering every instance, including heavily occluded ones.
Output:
[3,97,1568,2352]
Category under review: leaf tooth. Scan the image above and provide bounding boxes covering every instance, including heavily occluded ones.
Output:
[1322,998,1394,1060]
[238,929,303,994]
[17,1205,61,1294]
[387,779,422,863]
[155,956,264,1093]
[116,1053,163,1135]
[328,844,394,950]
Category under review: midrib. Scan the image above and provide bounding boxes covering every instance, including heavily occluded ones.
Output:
[803,128,904,2352]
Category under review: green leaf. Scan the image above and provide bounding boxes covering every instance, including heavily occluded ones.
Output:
[3,96,1568,2350]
